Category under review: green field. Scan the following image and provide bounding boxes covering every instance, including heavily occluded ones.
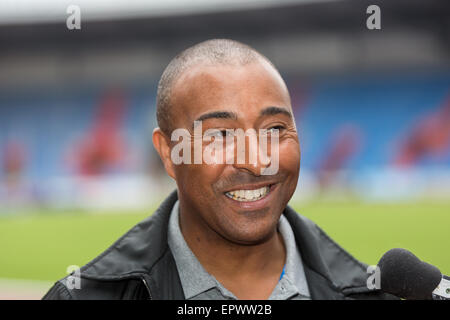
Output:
[1,201,449,283]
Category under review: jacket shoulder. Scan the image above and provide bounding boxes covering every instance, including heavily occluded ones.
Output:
[42,281,73,300]
[284,206,398,300]
[42,277,149,300]
[42,190,180,300]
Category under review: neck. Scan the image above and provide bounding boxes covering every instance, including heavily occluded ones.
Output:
[178,202,286,283]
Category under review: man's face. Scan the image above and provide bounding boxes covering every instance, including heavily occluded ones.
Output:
[166,59,300,245]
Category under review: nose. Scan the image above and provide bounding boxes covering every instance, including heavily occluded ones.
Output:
[231,130,272,176]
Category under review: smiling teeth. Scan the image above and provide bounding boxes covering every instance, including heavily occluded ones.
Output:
[225,186,270,202]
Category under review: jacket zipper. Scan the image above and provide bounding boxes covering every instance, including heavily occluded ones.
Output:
[141,276,153,300]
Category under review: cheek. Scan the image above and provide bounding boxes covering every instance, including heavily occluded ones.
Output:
[174,163,225,196]
[279,139,301,173]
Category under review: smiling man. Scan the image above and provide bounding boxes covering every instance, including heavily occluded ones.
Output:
[43,39,395,300]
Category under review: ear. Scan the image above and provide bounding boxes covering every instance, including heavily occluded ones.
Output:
[152,127,176,180]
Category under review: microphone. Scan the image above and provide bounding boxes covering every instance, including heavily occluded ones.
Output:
[377,248,450,300]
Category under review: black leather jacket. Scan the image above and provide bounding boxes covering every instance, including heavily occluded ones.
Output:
[43,190,396,300]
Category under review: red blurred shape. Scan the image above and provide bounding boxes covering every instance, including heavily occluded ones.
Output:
[393,94,450,167]
[73,89,128,176]
[2,140,26,183]
[317,124,363,189]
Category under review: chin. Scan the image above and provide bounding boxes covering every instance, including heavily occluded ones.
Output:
[218,210,281,245]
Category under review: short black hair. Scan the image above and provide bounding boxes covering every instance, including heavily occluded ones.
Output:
[156,39,279,135]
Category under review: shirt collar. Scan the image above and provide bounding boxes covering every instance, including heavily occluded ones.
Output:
[270,213,310,299]
[168,200,236,299]
[167,200,310,300]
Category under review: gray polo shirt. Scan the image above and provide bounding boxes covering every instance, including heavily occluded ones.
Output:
[167,200,311,300]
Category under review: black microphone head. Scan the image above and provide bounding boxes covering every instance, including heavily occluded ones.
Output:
[377,248,442,299]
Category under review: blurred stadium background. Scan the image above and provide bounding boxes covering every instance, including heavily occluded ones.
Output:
[0,0,449,299]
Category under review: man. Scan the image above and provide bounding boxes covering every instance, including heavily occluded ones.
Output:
[43,39,395,300]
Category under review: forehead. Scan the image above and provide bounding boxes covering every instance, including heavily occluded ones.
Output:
[170,59,291,126]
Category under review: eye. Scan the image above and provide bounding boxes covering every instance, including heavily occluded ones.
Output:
[205,129,234,139]
[263,125,285,136]
[269,125,285,132]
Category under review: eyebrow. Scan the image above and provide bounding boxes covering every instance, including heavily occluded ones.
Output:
[193,111,238,129]
[195,111,238,122]
[259,106,292,119]
[192,106,292,129]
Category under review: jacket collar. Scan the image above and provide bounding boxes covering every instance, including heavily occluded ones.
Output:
[284,205,371,298]
[80,190,179,280]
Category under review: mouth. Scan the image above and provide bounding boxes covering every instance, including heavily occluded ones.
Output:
[223,180,279,204]
[224,185,271,202]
